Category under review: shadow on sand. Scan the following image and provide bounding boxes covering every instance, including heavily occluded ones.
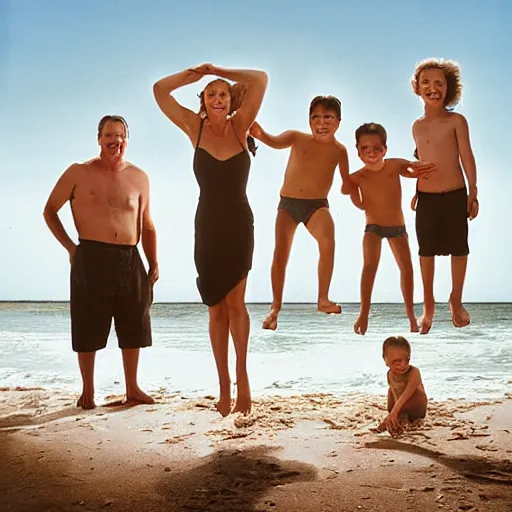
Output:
[156,445,317,512]
[365,439,512,485]
[0,400,148,430]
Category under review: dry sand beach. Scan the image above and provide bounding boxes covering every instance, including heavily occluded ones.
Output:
[1,387,511,512]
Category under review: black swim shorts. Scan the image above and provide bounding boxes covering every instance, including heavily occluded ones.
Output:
[415,187,469,257]
[278,196,329,225]
[70,239,152,352]
[365,224,407,239]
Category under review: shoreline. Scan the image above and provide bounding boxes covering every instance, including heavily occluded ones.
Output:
[1,387,511,511]
[2,301,512,305]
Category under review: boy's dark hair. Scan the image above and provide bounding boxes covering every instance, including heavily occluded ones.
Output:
[309,95,342,120]
[98,115,129,138]
[411,57,463,109]
[355,122,387,146]
[382,336,411,358]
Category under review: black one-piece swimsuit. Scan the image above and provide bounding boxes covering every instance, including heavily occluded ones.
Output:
[192,119,254,306]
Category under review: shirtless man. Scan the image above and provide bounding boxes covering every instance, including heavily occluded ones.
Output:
[349,123,435,335]
[250,96,351,330]
[411,58,479,334]
[43,115,158,409]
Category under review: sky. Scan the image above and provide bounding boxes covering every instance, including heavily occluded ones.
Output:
[1,0,511,302]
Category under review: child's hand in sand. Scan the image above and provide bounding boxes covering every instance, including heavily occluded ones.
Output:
[376,412,404,436]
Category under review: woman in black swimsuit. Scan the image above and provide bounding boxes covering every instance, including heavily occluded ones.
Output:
[153,63,268,416]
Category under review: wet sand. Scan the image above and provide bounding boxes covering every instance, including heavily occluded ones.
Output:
[1,387,511,511]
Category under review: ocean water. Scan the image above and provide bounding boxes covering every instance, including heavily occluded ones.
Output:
[0,302,510,402]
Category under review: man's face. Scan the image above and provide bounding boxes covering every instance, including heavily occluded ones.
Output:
[309,106,340,141]
[98,120,127,163]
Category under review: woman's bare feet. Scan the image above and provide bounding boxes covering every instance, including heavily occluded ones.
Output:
[215,395,232,417]
[233,374,251,415]
[449,294,470,328]
[233,394,251,415]
[354,312,369,335]
[262,307,279,330]
[214,380,232,417]
[124,387,155,406]
[77,392,96,410]
[318,299,341,314]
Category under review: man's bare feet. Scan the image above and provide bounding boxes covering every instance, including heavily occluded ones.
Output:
[124,388,155,406]
[354,312,368,335]
[262,308,279,330]
[449,294,470,328]
[318,299,342,315]
[77,392,96,410]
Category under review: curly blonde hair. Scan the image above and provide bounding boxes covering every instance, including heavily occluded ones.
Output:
[411,58,463,109]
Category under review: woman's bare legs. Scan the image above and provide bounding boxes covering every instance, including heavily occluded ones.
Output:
[208,300,231,416]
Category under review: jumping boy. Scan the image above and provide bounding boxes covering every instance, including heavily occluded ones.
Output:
[349,123,435,335]
[250,96,353,330]
[411,58,479,334]
[376,336,428,435]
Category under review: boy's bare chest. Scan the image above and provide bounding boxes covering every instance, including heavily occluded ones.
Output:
[415,120,456,148]
[293,145,338,170]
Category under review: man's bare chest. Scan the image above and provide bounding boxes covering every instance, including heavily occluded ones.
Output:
[74,178,140,210]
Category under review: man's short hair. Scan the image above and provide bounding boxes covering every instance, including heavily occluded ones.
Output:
[97,115,129,138]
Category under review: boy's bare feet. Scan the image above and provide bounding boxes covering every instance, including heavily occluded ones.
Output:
[449,294,470,328]
[262,308,279,330]
[418,301,434,334]
[318,299,342,314]
[124,388,155,406]
[354,312,368,335]
[77,392,96,410]
[408,315,419,333]
[418,315,432,335]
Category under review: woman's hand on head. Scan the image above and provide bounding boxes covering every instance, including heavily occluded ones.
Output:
[189,63,216,76]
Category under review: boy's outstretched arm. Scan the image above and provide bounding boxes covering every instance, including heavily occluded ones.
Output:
[347,172,364,210]
[249,121,298,149]
[395,158,436,179]
[338,144,352,194]
[454,113,479,220]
